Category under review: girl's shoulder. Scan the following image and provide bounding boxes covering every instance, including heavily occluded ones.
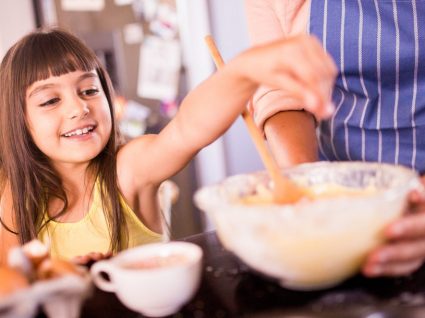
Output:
[116,134,164,190]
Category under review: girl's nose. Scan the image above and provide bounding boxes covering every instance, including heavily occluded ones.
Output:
[67,97,90,119]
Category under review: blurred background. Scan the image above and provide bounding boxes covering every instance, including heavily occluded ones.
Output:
[0,0,263,238]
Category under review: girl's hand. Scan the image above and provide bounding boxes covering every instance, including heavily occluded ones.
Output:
[363,176,425,277]
[72,252,112,266]
[233,35,338,120]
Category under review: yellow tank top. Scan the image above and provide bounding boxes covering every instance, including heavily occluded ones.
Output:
[38,182,163,260]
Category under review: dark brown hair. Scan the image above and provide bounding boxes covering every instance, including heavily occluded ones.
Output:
[0,28,127,252]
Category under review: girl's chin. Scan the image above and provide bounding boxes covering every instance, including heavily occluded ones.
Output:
[50,151,102,165]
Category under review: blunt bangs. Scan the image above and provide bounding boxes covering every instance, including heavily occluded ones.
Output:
[13,29,100,91]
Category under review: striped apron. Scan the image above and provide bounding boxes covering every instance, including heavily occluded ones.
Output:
[310,0,425,174]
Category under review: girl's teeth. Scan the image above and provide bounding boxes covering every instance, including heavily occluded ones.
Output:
[65,126,93,137]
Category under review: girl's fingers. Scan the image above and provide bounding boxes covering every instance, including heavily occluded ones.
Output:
[268,74,332,118]
[292,36,337,89]
[300,36,338,80]
[72,255,89,265]
[72,252,107,265]
[239,35,337,119]
[280,46,333,91]
[87,252,107,261]
[279,41,336,118]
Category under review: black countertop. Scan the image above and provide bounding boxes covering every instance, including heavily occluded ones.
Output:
[78,231,425,318]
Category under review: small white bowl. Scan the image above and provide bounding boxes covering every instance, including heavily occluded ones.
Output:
[91,242,202,317]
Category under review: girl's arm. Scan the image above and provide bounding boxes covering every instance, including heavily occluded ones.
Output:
[119,35,336,186]
[117,36,336,219]
[0,186,20,266]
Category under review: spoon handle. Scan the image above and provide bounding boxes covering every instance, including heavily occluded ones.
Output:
[204,35,302,202]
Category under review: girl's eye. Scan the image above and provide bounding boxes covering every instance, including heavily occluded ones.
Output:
[40,97,60,107]
[81,88,99,97]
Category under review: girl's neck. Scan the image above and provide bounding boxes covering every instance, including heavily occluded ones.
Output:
[53,161,92,188]
[49,162,97,222]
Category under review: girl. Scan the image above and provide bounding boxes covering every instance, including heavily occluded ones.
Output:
[0,28,336,264]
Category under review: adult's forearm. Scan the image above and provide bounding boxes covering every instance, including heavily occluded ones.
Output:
[264,110,318,168]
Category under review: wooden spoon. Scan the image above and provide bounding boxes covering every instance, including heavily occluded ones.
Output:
[204,35,305,204]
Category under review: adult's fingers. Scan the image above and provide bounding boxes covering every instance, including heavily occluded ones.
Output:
[363,259,422,277]
[386,212,425,239]
[368,239,425,264]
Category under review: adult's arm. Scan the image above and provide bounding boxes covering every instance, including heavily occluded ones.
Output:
[264,110,318,168]
[245,0,325,167]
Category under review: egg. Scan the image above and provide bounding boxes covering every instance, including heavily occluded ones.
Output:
[8,247,34,277]
[22,239,49,267]
[0,267,29,297]
[36,258,81,280]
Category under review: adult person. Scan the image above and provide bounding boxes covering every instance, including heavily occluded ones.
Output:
[245,0,425,277]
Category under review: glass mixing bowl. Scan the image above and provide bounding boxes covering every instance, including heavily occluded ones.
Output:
[195,162,421,290]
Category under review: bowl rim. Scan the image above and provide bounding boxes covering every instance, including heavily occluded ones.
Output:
[194,161,421,208]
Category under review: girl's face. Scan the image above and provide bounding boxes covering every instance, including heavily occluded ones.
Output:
[25,70,112,168]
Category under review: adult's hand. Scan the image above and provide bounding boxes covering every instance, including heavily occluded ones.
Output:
[363,176,425,277]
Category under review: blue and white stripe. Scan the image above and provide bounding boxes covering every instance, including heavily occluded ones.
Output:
[309,0,425,174]
[411,0,419,169]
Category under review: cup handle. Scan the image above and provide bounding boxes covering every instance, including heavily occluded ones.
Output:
[90,261,116,292]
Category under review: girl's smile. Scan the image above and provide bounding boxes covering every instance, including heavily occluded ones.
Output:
[25,70,112,168]
[62,125,95,138]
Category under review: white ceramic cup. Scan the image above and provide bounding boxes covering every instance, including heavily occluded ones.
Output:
[90,242,203,317]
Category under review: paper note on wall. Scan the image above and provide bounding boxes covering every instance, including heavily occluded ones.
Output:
[61,0,105,11]
[149,3,178,40]
[115,0,134,5]
[137,36,181,101]
[132,0,159,21]
[123,23,144,44]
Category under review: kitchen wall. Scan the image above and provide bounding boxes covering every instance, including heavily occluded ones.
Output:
[207,0,263,176]
[178,0,263,186]
[176,0,264,231]
[0,1,35,59]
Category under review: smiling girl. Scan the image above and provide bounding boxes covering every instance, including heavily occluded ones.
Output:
[0,28,336,264]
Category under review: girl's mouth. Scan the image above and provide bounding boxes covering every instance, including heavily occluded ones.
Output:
[62,125,95,137]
